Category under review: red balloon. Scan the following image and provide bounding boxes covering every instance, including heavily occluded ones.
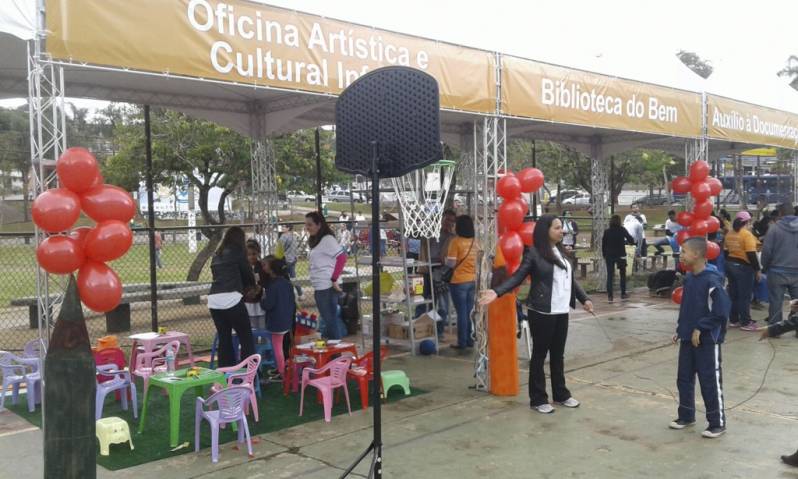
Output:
[676,230,690,246]
[498,199,526,231]
[689,160,710,182]
[77,261,122,313]
[671,176,692,194]
[671,286,684,304]
[688,220,709,237]
[707,241,721,261]
[507,260,521,275]
[89,171,104,190]
[706,216,721,234]
[81,185,136,223]
[84,221,133,262]
[691,181,712,203]
[518,197,529,215]
[676,211,694,227]
[706,177,722,196]
[517,168,545,193]
[693,200,713,220]
[519,221,536,246]
[32,188,81,233]
[499,231,524,264]
[496,175,522,200]
[56,147,100,194]
[69,226,93,251]
[36,236,85,274]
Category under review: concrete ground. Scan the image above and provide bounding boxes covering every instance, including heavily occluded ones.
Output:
[3,293,798,478]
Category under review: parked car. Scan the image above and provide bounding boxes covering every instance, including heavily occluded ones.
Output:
[548,190,580,205]
[287,190,315,202]
[326,191,365,202]
[562,192,591,207]
[633,194,670,206]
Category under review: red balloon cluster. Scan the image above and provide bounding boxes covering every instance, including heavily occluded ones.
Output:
[32,147,135,312]
[670,159,723,265]
[496,168,544,274]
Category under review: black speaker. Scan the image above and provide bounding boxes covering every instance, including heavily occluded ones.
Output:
[335,66,442,177]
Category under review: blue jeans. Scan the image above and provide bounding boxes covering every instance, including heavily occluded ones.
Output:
[449,282,475,348]
[314,287,345,339]
[726,261,754,326]
[766,271,798,324]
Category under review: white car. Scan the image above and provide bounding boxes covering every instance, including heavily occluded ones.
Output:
[327,191,365,202]
[562,192,591,206]
[287,190,315,202]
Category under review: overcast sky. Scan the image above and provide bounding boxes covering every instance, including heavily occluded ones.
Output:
[2,0,795,110]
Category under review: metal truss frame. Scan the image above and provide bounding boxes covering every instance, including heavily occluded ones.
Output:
[250,107,278,251]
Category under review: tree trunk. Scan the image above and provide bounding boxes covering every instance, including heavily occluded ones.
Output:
[185,231,221,282]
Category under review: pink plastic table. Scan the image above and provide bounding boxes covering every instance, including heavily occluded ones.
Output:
[129,331,195,369]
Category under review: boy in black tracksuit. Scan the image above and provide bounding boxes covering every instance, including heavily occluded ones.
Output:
[669,238,731,438]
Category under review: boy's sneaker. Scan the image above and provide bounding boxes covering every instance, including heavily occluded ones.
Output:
[728,322,740,328]
[702,426,726,438]
[741,322,759,331]
[533,403,555,414]
[556,398,580,408]
[669,419,695,429]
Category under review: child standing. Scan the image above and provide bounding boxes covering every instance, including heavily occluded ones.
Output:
[260,255,297,379]
[244,239,267,330]
[669,237,731,438]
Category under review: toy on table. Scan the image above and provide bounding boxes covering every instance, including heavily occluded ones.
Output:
[186,367,202,379]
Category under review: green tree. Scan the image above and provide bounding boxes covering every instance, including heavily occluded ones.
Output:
[677,50,714,79]
[507,139,578,206]
[273,128,347,194]
[0,106,31,221]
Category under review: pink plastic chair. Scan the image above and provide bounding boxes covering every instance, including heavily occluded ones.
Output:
[194,385,253,464]
[95,363,138,420]
[299,356,352,423]
[132,340,180,394]
[211,354,261,422]
[0,351,41,412]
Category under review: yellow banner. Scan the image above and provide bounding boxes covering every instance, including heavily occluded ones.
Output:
[45,0,497,114]
[707,95,798,149]
[501,56,703,138]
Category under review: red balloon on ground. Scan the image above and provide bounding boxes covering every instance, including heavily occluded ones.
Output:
[84,221,133,262]
[56,147,100,194]
[689,160,710,183]
[671,176,692,194]
[707,241,721,261]
[671,286,684,304]
[68,226,93,251]
[676,230,690,246]
[498,199,526,231]
[517,168,545,193]
[706,177,722,196]
[693,200,713,220]
[77,261,122,313]
[691,181,712,203]
[499,231,524,264]
[688,220,710,237]
[497,175,522,200]
[519,221,536,246]
[676,211,694,227]
[706,216,721,234]
[31,188,81,233]
[36,236,85,274]
[81,185,136,223]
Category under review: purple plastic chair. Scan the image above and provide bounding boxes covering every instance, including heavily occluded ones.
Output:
[194,385,253,463]
[0,351,41,412]
[23,339,43,359]
[95,363,138,420]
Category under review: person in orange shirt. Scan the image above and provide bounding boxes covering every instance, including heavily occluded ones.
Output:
[724,211,761,331]
[447,215,477,350]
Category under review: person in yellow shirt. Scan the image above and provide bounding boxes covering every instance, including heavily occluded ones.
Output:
[447,215,477,350]
[723,211,761,331]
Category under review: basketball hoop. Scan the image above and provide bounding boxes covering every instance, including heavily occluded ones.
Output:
[391,159,455,239]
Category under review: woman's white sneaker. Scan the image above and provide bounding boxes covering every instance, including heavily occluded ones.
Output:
[557,398,580,408]
[534,404,555,414]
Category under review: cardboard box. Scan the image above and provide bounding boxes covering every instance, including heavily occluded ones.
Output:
[408,274,425,296]
[387,313,435,340]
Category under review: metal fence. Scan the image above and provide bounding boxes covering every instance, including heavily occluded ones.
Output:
[0,220,400,353]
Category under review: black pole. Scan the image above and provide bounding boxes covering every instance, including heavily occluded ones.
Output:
[531,140,538,219]
[315,128,323,212]
[340,142,382,479]
[610,156,615,215]
[144,105,158,332]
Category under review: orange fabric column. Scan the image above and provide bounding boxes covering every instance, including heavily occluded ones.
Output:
[488,248,520,396]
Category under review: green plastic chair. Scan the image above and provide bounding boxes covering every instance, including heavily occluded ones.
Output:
[380,370,411,399]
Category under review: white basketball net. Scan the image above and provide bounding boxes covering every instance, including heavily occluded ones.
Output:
[391,160,455,239]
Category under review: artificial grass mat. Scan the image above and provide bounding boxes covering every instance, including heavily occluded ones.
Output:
[8,373,426,470]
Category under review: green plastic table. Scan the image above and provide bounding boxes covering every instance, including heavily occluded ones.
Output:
[138,367,225,447]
